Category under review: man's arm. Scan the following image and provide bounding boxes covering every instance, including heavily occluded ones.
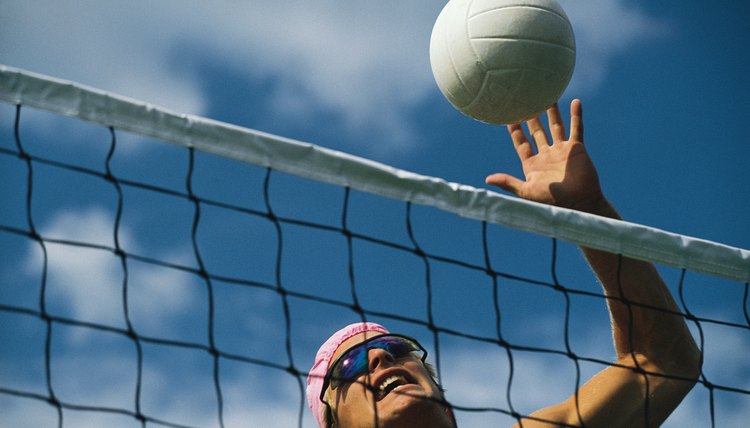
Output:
[486,100,701,427]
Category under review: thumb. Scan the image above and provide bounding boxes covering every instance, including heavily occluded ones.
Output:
[485,173,525,196]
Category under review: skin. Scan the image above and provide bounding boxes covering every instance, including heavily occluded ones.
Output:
[324,332,455,428]
[327,99,700,427]
[486,100,701,427]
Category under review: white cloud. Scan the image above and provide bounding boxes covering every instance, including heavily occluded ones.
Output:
[3,310,747,427]
[22,207,194,335]
[437,319,750,428]
[1,0,439,154]
[665,322,750,428]
[701,323,750,381]
[2,0,670,156]
[0,349,304,428]
[0,397,63,428]
[21,208,125,328]
[437,333,609,426]
[0,1,206,114]
[560,0,673,93]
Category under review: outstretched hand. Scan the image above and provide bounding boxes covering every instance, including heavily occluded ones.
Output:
[485,99,604,213]
[496,101,700,428]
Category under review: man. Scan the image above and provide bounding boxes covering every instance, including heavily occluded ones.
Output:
[306,100,701,427]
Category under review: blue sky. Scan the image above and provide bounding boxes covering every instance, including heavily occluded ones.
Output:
[1,1,749,427]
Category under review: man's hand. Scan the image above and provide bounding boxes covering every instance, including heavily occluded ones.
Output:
[490,99,701,428]
[485,99,605,214]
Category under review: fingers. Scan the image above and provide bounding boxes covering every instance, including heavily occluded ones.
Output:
[526,117,550,152]
[485,173,524,196]
[546,103,566,143]
[504,99,583,160]
[507,123,534,161]
[569,99,584,143]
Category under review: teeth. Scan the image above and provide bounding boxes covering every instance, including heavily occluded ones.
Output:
[379,375,407,392]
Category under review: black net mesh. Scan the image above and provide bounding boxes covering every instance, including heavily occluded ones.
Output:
[1,102,749,428]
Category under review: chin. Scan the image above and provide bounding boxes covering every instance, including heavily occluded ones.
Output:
[377,388,449,428]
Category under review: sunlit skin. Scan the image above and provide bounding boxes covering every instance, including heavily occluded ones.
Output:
[486,100,700,427]
[324,100,699,427]
[323,332,455,428]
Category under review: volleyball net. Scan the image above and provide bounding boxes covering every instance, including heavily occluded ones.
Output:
[1,65,748,427]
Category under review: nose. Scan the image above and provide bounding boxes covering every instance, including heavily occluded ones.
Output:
[367,347,396,373]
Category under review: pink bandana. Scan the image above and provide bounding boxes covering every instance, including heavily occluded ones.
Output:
[306,322,390,427]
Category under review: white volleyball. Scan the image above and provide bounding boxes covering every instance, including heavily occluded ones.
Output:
[430,0,576,125]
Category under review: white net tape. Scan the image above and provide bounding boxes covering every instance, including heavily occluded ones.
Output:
[1,64,748,282]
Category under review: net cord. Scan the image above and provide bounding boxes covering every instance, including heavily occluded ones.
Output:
[1,64,748,282]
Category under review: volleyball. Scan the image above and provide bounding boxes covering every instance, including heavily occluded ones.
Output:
[429,0,576,125]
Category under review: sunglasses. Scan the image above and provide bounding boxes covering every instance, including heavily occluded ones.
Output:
[319,334,427,404]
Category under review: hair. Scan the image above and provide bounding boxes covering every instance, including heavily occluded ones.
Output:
[423,361,447,394]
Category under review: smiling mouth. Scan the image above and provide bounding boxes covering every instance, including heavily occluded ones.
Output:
[376,375,413,401]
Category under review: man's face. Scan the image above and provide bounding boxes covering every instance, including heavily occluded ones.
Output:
[324,332,453,428]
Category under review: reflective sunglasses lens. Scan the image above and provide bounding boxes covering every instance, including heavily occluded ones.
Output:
[375,336,420,356]
[330,350,367,390]
[329,336,421,390]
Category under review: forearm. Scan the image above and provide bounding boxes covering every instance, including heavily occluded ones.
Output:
[578,197,699,371]
[493,101,701,427]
